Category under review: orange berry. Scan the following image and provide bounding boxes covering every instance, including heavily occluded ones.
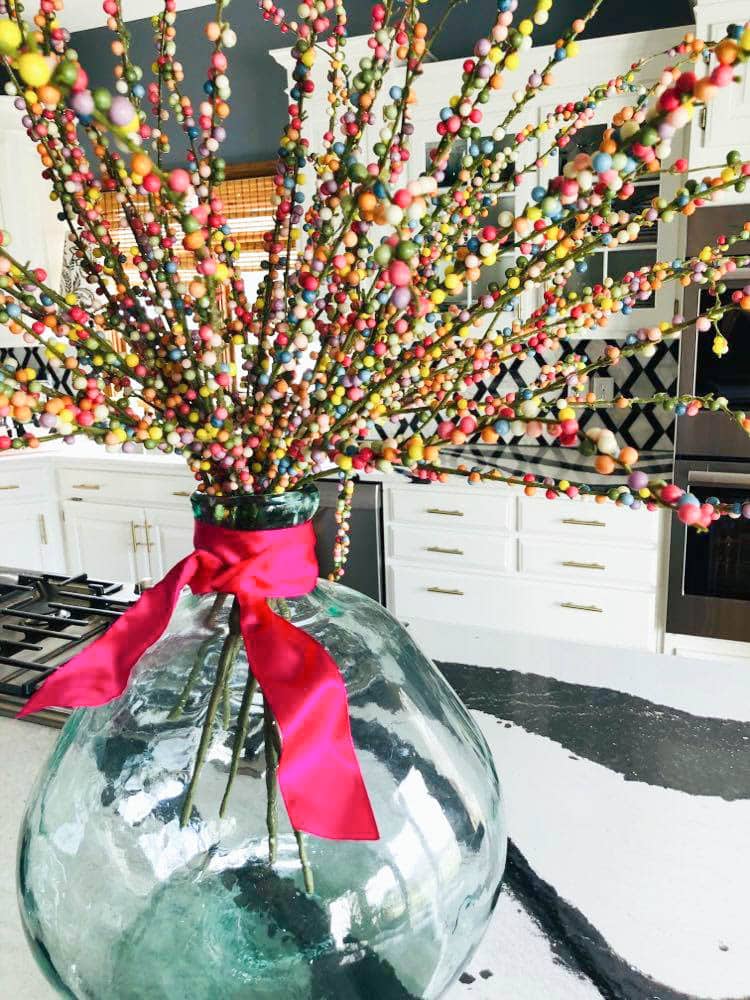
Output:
[594,455,616,475]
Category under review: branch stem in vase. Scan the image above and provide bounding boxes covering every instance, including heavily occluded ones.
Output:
[180,597,242,826]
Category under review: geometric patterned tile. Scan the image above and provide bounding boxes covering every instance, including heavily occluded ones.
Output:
[1,339,679,452]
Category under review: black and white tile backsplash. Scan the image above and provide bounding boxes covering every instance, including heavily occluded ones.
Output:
[0,346,74,438]
[379,338,679,452]
[1,339,679,451]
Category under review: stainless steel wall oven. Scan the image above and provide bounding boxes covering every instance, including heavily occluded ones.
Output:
[668,206,750,641]
[668,460,750,641]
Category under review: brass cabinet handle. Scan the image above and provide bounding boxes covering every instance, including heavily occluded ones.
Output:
[38,513,48,545]
[130,521,141,554]
[0,483,20,490]
[560,602,603,614]
[426,508,465,517]
[427,586,465,596]
[143,522,155,550]
[562,560,606,571]
[72,483,101,490]
[562,518,606,528]
[173,490,192,497]
[426,545,464,556]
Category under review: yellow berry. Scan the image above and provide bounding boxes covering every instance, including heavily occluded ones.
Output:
[17,52,52,88]
[0,19,22,56]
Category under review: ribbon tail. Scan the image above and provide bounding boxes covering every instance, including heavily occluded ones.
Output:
[239,596,379,841]
[18,555,200,717]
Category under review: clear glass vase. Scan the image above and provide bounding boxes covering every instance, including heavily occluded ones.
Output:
[17,487,506,1000]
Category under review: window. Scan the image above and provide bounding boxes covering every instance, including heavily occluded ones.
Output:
[425,136,518,308]
[98,163,276,295]
[558,124,660,309]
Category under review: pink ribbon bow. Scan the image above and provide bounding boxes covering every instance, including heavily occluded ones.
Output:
[19,519,379,842]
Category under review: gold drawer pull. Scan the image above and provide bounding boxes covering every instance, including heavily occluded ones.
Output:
[560,602,603,614]
[0,483,20,490]
[72,483,101,490]
[562,560,606,571]
[426,508,465,517]
[562,518,606,528]
[38,513,48,545]
[173,490,192,497]
[427,586,465,596]
[144,522,155,550]
[426,546,464,556]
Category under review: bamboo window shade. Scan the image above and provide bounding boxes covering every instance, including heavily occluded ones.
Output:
[99,170,277,281]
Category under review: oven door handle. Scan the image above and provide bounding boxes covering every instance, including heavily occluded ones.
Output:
[688,471,750,488]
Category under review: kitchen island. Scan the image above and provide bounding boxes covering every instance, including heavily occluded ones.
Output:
[4,642,750,1000]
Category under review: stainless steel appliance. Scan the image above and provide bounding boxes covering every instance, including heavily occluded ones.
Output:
[677,274,750,460]
[314,479,385,605]
[668,207,750,641]
[668,460,750,641]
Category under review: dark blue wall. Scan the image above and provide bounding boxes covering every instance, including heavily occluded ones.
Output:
[71,0,693,166]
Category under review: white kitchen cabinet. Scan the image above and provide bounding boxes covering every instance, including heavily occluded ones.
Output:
[0,98,66,348]
[690,1,750,176]
[61,499,195,585]
[385,479,668,654]
[62,500,150,584]
[0,499,65,574]
[144,505,195,579]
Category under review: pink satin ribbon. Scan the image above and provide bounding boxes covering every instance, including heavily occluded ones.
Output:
[19,519,379,841]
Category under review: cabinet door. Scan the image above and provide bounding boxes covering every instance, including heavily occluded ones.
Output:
[37,501,67,574]
[0,501,52,573]
[145,505,195,579]
[693,11,750,171]
[0,99,66,347]
[535,93,679,337]
[62,501,149,584]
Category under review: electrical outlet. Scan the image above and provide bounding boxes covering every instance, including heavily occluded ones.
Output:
[591,376,615,402]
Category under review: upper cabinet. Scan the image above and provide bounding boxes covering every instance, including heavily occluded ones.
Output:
[272,25,694,338]
[690,0,750,181]
[0,98,67,348]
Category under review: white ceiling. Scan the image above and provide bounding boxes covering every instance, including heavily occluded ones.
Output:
[58,0,213,33]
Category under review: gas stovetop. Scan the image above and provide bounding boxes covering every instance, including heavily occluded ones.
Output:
[0,568,134,726]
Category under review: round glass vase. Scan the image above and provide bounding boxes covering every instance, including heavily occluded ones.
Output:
[17,486,506,1000]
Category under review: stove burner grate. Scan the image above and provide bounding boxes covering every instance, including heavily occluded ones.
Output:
[0,568,134,716]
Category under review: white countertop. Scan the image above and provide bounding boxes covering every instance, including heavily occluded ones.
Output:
[0,439,675,492]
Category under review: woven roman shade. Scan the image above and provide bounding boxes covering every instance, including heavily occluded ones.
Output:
[99,167,276,282]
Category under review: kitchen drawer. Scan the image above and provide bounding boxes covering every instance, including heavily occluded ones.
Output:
[519,538,658,590]
[387,563,503,627]
[388,487,513,533]
[57,466,195,506]
[514,578,657,650]
[518,496,660,546]
[388,523,513,573]
[388,564,656,650]
[0,463,48,501]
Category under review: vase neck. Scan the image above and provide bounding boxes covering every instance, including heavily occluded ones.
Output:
[190,484,320,531]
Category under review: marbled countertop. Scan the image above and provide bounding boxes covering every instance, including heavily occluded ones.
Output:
[433,444,674,488]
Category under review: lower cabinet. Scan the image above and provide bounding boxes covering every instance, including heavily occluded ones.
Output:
[0,499,66,575]
[62,500,194,585]
[385,483,667,653]
[142,505,195,580]
[62,501,150,583]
